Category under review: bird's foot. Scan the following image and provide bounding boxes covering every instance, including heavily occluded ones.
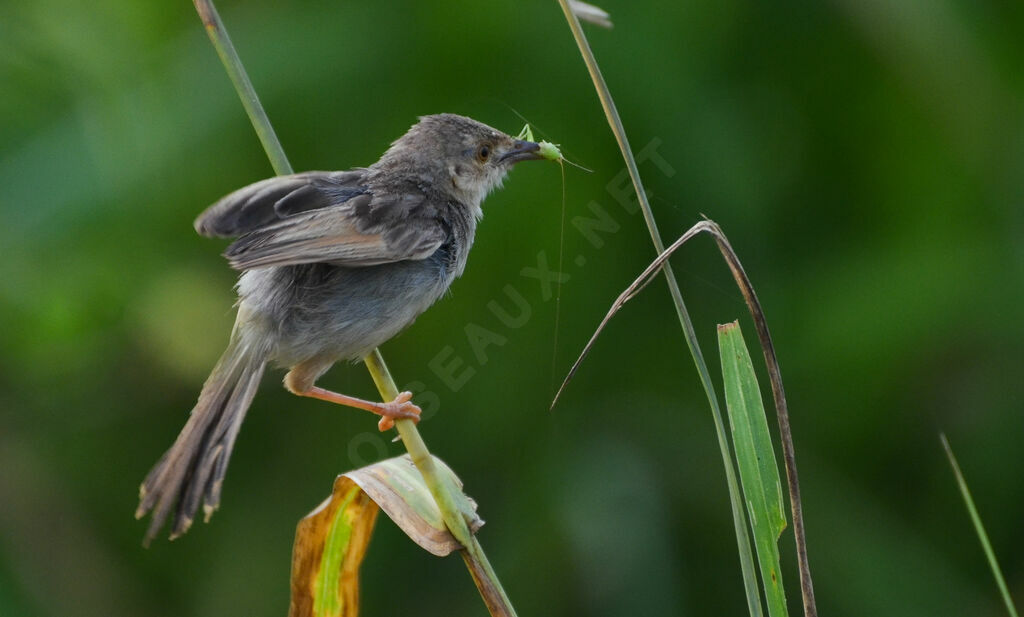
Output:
[377,391,421,431]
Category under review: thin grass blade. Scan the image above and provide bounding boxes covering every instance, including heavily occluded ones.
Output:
[941,434,1020,617]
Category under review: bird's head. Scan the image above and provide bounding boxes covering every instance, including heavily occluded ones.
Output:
[378,113,543,211]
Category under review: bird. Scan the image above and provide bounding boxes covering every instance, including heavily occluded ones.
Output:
[136,113,543,544]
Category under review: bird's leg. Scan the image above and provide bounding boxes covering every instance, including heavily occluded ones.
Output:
[284,370,421,431]
[302,388,421,431]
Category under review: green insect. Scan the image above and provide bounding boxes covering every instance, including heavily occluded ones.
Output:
[517,124,563,162]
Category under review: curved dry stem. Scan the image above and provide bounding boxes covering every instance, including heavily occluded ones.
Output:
[553,4,765,614]
[553,220,817,617]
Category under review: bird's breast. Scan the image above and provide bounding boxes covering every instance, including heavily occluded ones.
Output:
[236,256,455,367]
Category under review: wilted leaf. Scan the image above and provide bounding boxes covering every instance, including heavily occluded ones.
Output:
[290,479,378,617]
[289,455,481,617]
[569,0,613,28]
[349,454,481,555]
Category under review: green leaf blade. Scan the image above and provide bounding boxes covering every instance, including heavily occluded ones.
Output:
[719,321,789,617]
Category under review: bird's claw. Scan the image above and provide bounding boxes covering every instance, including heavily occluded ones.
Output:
[377,391,421,431]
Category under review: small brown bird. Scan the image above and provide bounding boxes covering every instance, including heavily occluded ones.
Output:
[136,114,543,544]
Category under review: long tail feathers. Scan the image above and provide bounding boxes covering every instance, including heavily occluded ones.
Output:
[136,339,265,545]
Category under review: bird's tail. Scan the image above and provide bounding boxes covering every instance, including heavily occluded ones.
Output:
[136,333,266,545]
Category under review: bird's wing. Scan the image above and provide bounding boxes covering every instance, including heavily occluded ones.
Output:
[198,172,448,270]
[194,170,367,238]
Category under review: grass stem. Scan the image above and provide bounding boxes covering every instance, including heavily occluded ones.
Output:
[554,3,761,615]
[941,434,1019,617]
[554,4,816,616]
[191,1,516,613]
[193,0,291,175]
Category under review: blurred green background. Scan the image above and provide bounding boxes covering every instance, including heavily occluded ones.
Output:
[2,0,1023,615]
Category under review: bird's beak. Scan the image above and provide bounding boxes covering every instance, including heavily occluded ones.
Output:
[499,140,543,164]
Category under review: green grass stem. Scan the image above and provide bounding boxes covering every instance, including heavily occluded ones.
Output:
[941,434,1019,617]
[553,3,765,615]
[553,6,817,616]
[191,1,515,614]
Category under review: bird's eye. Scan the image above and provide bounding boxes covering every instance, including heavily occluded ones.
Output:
[476,144,491,162]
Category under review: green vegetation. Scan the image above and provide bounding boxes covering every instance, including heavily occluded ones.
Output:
[0,1,1021,616]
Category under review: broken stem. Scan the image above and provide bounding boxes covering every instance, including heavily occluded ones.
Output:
[553,3,766,616]
[554,220,817,617]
